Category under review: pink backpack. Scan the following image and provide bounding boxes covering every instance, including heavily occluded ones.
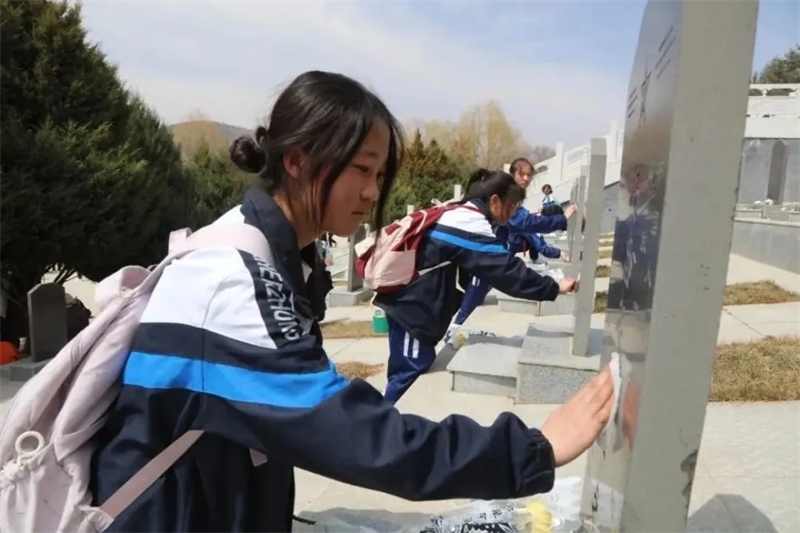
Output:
[0,223,269,532]
[354,204,478,293]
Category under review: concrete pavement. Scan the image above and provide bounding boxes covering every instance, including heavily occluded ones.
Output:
[295,336,800,532]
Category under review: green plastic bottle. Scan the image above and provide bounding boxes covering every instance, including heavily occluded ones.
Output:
[372,308,389,335]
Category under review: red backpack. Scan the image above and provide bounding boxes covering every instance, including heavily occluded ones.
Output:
[355,204,478,293]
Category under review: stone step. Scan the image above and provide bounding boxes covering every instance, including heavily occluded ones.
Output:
[516,321,604,404]
[446,340,520,398]
[327,287,373,307]
[446,316,609,405]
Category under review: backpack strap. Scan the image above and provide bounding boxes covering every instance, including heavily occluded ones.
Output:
[100,222,270,519]
[99,430,203,519]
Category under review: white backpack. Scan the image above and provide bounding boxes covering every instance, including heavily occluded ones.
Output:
[0,223,270,533]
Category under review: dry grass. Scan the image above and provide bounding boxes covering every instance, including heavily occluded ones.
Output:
[595,265,611,278]
[336,361,385,380]
[597,249,613,260]
[592,280,798,313]
[320,320,384,338]
[724,280,799,305]
[710,336,800,402]
[594,291,609,313]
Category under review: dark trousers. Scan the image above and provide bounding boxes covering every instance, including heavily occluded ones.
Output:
[453,276,492,326]
[384,315,437,403]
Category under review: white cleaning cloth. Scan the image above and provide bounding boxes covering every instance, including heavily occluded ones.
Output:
[598,351,625,452]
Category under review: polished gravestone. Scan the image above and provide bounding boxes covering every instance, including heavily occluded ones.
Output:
[577,1,758,531]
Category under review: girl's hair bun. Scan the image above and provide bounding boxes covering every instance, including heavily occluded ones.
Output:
[229,126,268,173]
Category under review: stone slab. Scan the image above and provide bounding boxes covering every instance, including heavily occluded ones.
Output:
[515,321,606,404]
[516,353,600,404]
[446,342,519,378]
[538,293,575,316]
[448,343,519,397]
[452,372,517,398]
[496,296,540,314]
[327,288,373,307]
[0,357,51,382]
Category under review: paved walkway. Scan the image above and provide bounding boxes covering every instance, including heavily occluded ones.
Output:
[307,251,800,530]
[292,337,800,532]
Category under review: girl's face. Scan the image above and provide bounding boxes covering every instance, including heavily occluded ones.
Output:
[488,194,520,225]
[513,164,534,189]
[321,121,388,236]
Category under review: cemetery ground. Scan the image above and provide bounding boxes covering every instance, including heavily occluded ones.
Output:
[1,254,797,530]
[300,252,800,531]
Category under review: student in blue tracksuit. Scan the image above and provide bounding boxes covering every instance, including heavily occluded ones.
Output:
[448,158,575,339]
[374,168,579,404]
[90,71,612,532]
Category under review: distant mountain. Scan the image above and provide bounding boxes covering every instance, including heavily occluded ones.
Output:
[170,120,252,158]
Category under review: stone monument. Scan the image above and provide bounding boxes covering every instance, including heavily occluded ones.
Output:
[328,225,372,307]
[571,139,608,356]
[1,282,69,381]
[577,1,758,531]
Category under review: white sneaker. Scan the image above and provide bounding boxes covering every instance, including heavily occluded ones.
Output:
[444,327,466,348]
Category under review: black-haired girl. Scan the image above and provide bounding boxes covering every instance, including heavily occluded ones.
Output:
[447,157,575,340]
[91,71,611,532]
[374,168,578,403]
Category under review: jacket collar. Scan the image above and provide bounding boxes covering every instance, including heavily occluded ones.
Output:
[466,198,492,219]
[240,185,329,320]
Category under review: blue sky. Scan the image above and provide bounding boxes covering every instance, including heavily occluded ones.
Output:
[78,0,798,147]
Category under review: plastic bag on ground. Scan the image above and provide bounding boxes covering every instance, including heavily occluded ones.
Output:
[302,476,587,533]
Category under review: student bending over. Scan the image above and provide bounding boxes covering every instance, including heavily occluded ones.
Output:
[374,168,578,404]
[447,157,573,341]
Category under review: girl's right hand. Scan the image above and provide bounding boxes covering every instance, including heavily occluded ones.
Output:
[564,205,577,218]
[540,366,615,467]
[558,277,577,294]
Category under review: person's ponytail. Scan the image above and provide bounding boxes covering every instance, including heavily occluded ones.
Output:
[463,167,491,196]
[462,167,526,207]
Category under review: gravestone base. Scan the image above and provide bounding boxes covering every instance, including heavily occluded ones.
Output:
[447,335,525,397]
[517,354,599,404]
[497,296,540,314]
[516,321,603,404]
[538,293,575,316]
[0,356,51,382]
[327,287,373,307]
[496,292,577,316]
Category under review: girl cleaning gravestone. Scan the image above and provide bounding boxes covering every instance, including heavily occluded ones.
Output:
[445,158,576,345]
[368,167,580,403]
[2,71,613,533]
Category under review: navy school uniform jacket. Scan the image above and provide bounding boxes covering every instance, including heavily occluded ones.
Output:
[504,206,567,260]
[89,187,556,532]
[373,200,560,347]
[507,205,567,236]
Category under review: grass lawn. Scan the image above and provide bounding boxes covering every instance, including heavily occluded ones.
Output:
[336,361,384,380]
[320,320,384,339]
[593,280,798,313]
[322,323,799,402]
[711,336,799,401]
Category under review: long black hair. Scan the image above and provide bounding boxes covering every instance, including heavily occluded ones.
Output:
[229,71,404,232]
[463,168,526,206]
